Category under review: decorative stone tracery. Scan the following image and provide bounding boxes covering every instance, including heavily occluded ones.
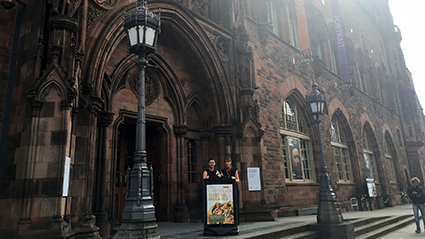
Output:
[130,70,160,106]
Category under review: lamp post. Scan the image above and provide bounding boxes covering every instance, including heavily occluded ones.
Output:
[306,81,343,225]
[114,1,160,238]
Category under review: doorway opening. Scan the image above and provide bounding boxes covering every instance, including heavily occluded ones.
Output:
[113,120,164,224]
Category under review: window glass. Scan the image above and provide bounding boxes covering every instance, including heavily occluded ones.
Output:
[331,116,352,182]
[384,137,397,183]
[280,99,314,181]
[363,128,379,182]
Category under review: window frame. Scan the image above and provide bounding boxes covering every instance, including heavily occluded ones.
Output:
[384,137,397,183]
[187,139,197,183]
[362,130,379,183]
[330,117,353,183]
[280,99,314,182]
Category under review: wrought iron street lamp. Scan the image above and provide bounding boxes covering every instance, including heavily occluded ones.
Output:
[114,0,160,238]
[306,81,343,225]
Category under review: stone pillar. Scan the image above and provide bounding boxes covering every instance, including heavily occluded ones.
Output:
[173,124,189,222]
[95,111,114,236]
[17,100,44,233]
[83,95,103,227]
[213,125,232,170]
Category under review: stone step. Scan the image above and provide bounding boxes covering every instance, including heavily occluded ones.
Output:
[277,230,319,239]
[354,214,411,237]
[355,215,414,239]
[226,223,313,239]
[348,216,389,228]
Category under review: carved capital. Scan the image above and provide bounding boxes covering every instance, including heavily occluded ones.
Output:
[173,125,188,137]
[98,111,114,127]
[47,15,79,33]
[213,124,232,138]
[61,100,73,110]
[31,100,45,112]
[89,95,104,116]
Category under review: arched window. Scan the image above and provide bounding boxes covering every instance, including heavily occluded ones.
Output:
[363,128,379,182]
[288,2,300,50]
[331,116,352,182]
[280,99,314,181]
[266,1,279,36]
[187,140,196,183]
[384,136,397,183]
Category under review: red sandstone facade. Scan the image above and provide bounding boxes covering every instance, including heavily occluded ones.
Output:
[0,0,423,238]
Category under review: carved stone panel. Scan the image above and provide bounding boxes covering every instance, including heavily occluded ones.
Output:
[90,0,117,9]
[191,0,209,17]
[130,70,160,106]
[215,36,229,61]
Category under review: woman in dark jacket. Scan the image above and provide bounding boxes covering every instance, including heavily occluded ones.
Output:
[408,177,425,233]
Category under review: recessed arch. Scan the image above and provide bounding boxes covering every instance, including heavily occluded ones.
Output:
[84,0,234,125]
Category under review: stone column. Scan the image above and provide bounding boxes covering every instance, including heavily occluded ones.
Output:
[213,125,232,170]
[83,95,103,228]
[18,100,44,233]
[173,124,189,222]
[95,111,114,236]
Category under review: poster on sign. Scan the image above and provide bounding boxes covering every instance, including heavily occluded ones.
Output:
[366,178,377,198]
[247,167,261,191]
[206,184,235,225]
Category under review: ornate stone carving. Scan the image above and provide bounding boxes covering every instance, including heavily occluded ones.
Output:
[34,37,44,59]
[87,2,106,32]
[215,36,229,61]
[93,0,117,8]
[130,70,160,106]
[173,125,188,137]
[89,95,104,116]
[191,0,209,17]
[258,23,272,46]
[98,111,114,127]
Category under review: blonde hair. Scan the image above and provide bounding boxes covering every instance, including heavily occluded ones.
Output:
[411,177,420,184]
[224,156,232,163]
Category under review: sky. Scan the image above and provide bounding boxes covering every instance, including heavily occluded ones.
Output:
[388,1,425,113]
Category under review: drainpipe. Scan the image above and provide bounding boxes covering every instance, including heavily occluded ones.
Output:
[0,2,23,192]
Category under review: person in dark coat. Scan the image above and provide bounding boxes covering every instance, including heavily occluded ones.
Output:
[408,177,425,233]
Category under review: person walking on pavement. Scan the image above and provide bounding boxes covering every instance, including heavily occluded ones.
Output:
[407,177,425,233]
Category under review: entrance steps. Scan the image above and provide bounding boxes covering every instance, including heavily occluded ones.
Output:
[353,214,414,239]
[229,214,413,239]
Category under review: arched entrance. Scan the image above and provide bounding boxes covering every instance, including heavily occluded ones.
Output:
[113,118,167,224]
[85,1,235,227]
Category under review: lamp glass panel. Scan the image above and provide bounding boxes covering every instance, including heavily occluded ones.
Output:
[138,26,145,44]
[128,27,138,46]
[145,27,156,46]
[310,102,318,114]
[318,101,323,114]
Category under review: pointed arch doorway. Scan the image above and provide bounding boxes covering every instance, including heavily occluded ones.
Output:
[113,117,167,224]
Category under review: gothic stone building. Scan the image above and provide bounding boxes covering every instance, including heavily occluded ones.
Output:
[0,0,423,238]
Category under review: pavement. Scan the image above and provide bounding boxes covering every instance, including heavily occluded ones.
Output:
[154,204,418,239]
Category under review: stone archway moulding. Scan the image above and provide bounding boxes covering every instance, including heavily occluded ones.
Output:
[84,0,234,124]
[328,98,350,125]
